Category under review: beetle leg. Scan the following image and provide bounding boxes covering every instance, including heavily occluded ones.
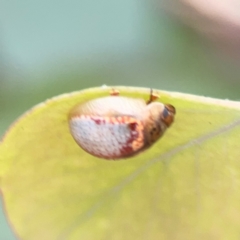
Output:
[109,88,120,96]
[147,89,159,104]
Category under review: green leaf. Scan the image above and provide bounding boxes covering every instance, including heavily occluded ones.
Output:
[1,86,240,240]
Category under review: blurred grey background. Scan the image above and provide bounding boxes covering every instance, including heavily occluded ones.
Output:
[1,0,240,238]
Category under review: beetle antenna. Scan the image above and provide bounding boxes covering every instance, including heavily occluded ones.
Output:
[147,88,159,104]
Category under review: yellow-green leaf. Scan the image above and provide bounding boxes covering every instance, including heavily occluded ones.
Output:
[1,86,240,240]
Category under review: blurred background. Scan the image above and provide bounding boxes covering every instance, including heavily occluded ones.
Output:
[1,0,240,238]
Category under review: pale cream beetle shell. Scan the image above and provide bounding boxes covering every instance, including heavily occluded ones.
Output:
[68,95,176,160]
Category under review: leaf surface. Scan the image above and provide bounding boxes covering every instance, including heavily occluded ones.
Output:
[1,86,240,240]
